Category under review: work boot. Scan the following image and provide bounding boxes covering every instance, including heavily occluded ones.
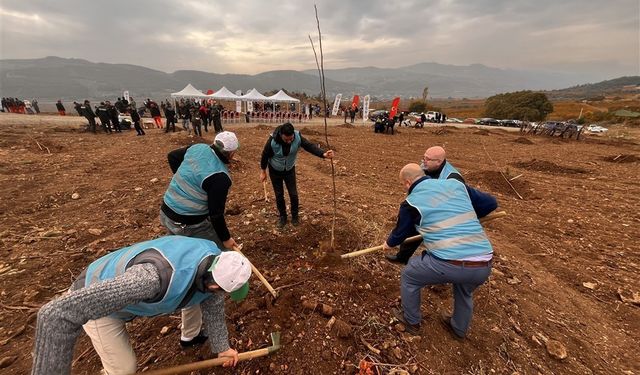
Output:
[277,217,287,229]
[439,313,464,340]
[180,331,209,348]
[291,216,300,226]
[392,308,421,335]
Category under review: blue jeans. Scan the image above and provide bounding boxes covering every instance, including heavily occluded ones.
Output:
[401,252,491,336]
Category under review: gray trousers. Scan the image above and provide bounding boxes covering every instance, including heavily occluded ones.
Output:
[401,252,491,336]
[159,210,225,249]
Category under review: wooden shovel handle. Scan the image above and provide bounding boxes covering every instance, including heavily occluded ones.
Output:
[341,211,507,259]
[137,346,275,375]
[233,246,278,298]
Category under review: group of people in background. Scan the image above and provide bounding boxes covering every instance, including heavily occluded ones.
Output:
[1,97,40,114]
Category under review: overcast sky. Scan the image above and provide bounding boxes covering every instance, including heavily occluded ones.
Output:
[1,0,638,80]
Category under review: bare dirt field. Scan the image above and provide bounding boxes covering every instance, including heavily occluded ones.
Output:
[0,113,639,374]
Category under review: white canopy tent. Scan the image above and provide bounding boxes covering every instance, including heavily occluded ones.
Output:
[170,83,208,98]
[240,88,270,101]
[267,89,300,103]
[208,86,241,100]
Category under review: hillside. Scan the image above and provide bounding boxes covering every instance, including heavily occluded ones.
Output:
[1,56,624,101]
[546,76,640,99]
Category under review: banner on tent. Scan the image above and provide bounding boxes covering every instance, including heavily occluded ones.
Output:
[331,94,342,116]
[235,90,242,112]
[247,101,254,112]
[123,91,130,102]
[389,97,401,119]
[362,95,370,124]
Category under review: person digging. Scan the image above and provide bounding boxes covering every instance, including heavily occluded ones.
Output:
[31,235,251,375]
[259,122,334,228]
[382,163,497,338]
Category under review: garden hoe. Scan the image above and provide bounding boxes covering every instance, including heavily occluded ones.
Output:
[134,332,281,375]
[234,244,278,299]
[341,210,507,259]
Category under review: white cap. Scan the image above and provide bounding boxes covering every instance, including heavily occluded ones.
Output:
[209,251,251,300]
[214,131,239,152]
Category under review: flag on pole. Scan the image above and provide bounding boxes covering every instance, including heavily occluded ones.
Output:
[389,97,400,119]
[235,90,242,113]
[362,95,370,124]
[351,95,360,109]
[331,94,342,116]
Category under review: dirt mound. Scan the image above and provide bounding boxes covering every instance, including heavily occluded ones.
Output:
[336,123,356,128]
[514,137,534,145]
[466,170,536,199]
[474,129,490,136]
[299,128,323,136]
[430,127,450,136]
[253,124,273,130]
[512,159,588,174]
[602,154,639,163]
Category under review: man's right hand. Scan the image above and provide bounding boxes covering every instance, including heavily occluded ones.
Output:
[259,169,267,182]
[223,237,238,250]
[218,348,239,367]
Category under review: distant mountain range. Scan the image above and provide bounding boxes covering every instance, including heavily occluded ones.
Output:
[0,56,636,101]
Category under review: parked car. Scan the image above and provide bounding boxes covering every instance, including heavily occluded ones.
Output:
[499,119,519,127]
[368,110,389,121]
[463,118,478,124]
[478,118,500,126]
[587,124,608,133]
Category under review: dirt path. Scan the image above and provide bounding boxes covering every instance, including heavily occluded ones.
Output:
[0,113,638,374]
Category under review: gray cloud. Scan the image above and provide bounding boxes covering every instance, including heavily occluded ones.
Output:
[0,0,638,80]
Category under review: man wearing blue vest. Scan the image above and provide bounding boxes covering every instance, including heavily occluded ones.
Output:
[260,122,334,228]
[161,131,239,250]
[383,163,496,338]
[31,236,252,375]
[420,146,465,183]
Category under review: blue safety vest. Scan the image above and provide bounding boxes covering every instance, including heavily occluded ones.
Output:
[268,130,301,171]
[84,236,219,317]
[163,144,230,216]
[439,161,461,180]
[406,179,492,260]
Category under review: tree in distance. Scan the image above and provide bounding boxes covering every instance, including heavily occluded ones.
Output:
[408,100,428,113]
[484,91,554,121]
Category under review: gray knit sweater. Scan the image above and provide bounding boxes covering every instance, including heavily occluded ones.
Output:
[31,263,230,375]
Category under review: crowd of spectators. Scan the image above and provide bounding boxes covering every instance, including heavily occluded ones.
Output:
[1,97,40,114]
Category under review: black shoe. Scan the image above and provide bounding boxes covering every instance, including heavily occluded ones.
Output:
[180,331,209,347]
[385,254,404,264]
[439,313,464,340]
[392,308,421,335]
[384,254,402,263]
[277,217,287,228]
[291,216,300,226]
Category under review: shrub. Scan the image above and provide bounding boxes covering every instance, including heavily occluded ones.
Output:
[408,100,427,113]
[484,91,553,121]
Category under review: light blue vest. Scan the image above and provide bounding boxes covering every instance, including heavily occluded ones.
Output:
[440,161,461,180]
[163,144,230,215]
[268,130,301,171]
[84,236,219,317]
[406,179,492,260]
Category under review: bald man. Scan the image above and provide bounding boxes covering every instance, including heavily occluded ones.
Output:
[383,163,497,338]
[420,146,464,183]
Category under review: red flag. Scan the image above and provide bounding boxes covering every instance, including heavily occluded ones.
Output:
[389,97,400,119]
[206,89,214,95]
[351,95,360,109]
